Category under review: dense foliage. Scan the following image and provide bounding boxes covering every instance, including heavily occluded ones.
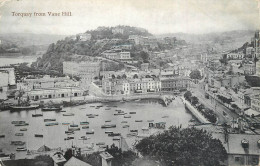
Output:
[135,126,227,166]
[189,70,202,80]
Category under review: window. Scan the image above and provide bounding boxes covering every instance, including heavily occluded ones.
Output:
[235,157,240,162]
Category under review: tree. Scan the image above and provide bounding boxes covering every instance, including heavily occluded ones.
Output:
[64,149,73,160]
[106,144,138,166]
[117,75,121,79]
[184,91,192,101]
[189,70,201,80]
[191,96,199,105]
[122,74,127,79]
[135,127,227,166]
[111,74,116,79]
[133,74,138,79]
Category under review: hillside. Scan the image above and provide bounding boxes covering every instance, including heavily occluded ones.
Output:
[33,25,183,72]
[158,30,255,52]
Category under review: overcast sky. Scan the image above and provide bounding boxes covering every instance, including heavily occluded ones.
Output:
[0,0,259,35]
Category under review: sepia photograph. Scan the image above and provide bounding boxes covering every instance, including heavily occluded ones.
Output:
[0,0,260,165]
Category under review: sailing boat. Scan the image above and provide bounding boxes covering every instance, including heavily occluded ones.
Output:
[32,109,43,117]
[10,91,39,111]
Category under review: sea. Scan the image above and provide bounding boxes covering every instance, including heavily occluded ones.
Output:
[0,98,194,159]
[0,55,40,67]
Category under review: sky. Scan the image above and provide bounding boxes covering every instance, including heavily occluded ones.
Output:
[0,0,259,35]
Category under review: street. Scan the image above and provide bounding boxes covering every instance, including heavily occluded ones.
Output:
[191,85,239,124]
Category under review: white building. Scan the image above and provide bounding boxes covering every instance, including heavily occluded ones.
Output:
[226,53,244,60]
[63,61,100,79]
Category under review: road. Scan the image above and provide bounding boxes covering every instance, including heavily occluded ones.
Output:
[191,85,239,124]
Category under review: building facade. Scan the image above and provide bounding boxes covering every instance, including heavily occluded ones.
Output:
[63,61,100,80]
[161,77,190,91]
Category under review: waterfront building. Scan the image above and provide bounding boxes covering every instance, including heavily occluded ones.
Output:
[102,77,161,95]
[22,87,86,101]
[129,77,161,94]
[17,75,79,91]
[63,61,100,81]
[160,77,190,91]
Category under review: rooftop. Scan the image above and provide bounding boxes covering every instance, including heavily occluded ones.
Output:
[212,133,260,155]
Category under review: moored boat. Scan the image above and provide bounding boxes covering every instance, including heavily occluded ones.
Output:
[105,120,111,122]
[105,131,113,134]
[35,134,43,137]
[121,121,127,123]
[113,138,120,141]
[11,141,25,145]
[130,130,138,132]
[20,128,27,131]
[124,115,131,118]
[129,112,136,114]
[127,132,138,137]
[11,121,26,124]
[0,135,5,138]
[101,124,116,128]
[15,123,29,126]
[16,147,27,151]
[147,120,154,122]
[62,123,70,125]
[96,142,105,146]
[86,129,94,134]
[135,120,143,122]
[15,133,24,136]
[63,113,75,116]
[45,122,59,126]
[65,131,74,134]
[108,133,121,137]
[80,122,89,125]
[70,124,78,127]
[44,119,56,122]
[82,126,89,129]
[68,127,80,131]
[123,125,130,128]
[42,106,62,111]
[9,104,39,111]
[32,113,43,117]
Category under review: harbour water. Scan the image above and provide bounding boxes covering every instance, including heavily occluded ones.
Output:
[0,55,40,67]
[0,97,193,159]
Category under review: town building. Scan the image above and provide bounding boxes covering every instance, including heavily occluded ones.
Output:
[246,47,254,57]
[100,152,113,166]
[63,61,100,81]
[129,77,161,94]
[252,30,260,77]
[251,94,260,113]
[243,61,256,75]
[160,77,191,91]
[111,44,132,50]
[17,75,79,91]
[112,27,124,34]
[141,63,149,71]
[78,33,91,41]
[52,152,66,166]
[22,87,86,101]
[226,52,244,60]
[213,133,260,166]
[64,156,92,166]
